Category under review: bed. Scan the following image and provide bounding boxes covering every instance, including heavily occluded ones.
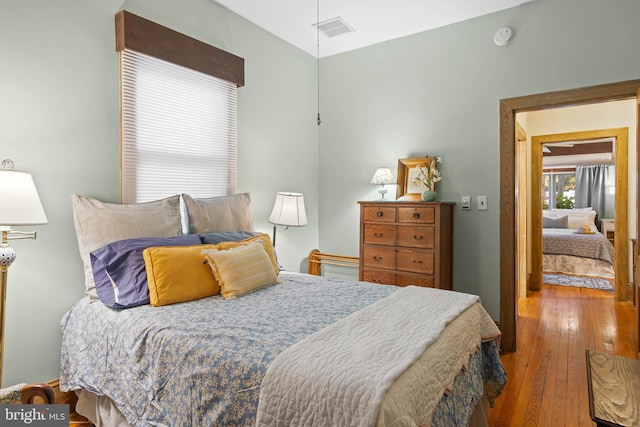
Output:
[60,193,506,427]
[542,208,615,279]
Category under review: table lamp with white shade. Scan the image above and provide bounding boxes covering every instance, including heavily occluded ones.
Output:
[268,192,307,246]
[0,159,48,386]
[370,168,394,201]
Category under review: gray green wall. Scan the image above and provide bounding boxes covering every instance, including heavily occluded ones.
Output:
[1,0,318,386]
[318,0,640,320]
[2,0,640,386]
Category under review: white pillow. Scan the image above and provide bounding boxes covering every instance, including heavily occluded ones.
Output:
[71,194,183,298]
[567,210,597,229]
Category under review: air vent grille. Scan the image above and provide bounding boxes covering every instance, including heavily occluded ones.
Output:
[313,17,354,38]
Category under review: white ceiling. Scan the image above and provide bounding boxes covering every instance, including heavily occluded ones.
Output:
[211,0,538,58]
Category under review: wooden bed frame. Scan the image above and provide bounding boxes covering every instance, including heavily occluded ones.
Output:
[307,249,359,276]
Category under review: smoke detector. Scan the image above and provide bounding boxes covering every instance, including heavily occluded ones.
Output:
[493,27,513,46]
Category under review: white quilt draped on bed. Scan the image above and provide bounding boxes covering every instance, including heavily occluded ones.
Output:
[256,286,498,427]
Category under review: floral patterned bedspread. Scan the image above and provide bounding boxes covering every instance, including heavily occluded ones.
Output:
[60,272,505,426]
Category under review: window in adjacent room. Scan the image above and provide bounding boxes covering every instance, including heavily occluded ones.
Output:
[116,11,244,204]
[542,170,576,210]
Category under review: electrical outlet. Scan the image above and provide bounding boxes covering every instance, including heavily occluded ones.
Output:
[477,195,488,210]
[461,196,471,210]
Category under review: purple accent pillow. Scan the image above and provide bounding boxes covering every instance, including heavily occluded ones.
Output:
[90,234,201,309]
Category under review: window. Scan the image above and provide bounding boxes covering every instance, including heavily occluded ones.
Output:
[116,11,244,204]
[120,49,237,203]
[543,171,575,209]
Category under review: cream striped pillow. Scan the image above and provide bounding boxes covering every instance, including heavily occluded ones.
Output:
[204,239,279,299]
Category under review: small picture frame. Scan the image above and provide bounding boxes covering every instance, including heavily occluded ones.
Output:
[396,157,435,201]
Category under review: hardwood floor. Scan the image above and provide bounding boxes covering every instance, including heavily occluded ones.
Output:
[487,284,637,426]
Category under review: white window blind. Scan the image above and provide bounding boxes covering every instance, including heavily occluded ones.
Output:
[120,49,237,203]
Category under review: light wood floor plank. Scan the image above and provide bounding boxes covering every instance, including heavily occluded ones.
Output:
[488,284,637,427]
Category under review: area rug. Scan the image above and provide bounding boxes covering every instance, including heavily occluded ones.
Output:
[543,274,614,291]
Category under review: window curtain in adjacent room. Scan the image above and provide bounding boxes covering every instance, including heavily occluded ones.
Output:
[574,165,609,222]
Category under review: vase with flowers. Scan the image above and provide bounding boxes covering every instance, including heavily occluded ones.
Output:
[413,156,442,202]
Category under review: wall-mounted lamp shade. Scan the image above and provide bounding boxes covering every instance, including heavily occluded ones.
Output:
[0,170,48,226]
[0,164,47,386]
[269,192,307,227]
[370,168,394,185]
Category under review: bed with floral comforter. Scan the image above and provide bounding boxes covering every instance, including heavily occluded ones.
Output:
[60,272,505,426]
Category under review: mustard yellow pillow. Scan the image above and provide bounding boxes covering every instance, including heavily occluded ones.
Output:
[143,244,219,306]
[204,240,279,299]
[214,233,279,275]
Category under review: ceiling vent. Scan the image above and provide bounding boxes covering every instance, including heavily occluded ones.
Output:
[313,17,354,38]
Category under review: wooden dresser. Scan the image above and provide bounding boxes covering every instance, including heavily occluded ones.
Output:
[358,201,454,289]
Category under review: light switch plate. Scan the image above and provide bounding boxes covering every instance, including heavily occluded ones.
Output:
[477,195,488,210]
[461,196,471,210]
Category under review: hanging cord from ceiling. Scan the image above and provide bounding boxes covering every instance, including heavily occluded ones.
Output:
[316,0,321,126]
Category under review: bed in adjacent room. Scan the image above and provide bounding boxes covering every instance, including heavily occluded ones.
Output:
[542,207,615,280]
[60,193,506,427]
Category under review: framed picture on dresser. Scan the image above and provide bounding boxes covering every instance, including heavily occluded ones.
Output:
[396,157,434,200]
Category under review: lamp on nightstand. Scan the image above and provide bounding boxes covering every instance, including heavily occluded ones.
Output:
[370,168,394,201]
[268,192,307,246]
[0,159,47,386]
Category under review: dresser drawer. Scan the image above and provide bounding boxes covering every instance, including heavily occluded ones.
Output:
[362,245,396,269]
[397,225,435,249]
[396,249,434,274]
[363,224,397,246]
[363,206,396,222]
[361,268,396,286]
[396,272,434,288]
[398,206,435,224]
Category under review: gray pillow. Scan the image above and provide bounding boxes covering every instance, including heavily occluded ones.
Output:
[71,194,183,299]
[543,215,568,228]
[182,193,254,234]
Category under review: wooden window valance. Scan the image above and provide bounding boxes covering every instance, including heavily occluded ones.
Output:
[115,10,244,87]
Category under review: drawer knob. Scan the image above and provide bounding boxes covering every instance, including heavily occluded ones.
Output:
[374,232,383,237]
[413,235,424,240]
[373,256,382,261]
[412,260,423,264]
[413,213,420,219]
[376,212,383,217]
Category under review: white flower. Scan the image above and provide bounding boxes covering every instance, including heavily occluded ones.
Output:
[413,156,442,189]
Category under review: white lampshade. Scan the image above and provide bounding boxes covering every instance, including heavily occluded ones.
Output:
[0,169,48,226]
[269,192,307,227]
[370,168,394,185]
